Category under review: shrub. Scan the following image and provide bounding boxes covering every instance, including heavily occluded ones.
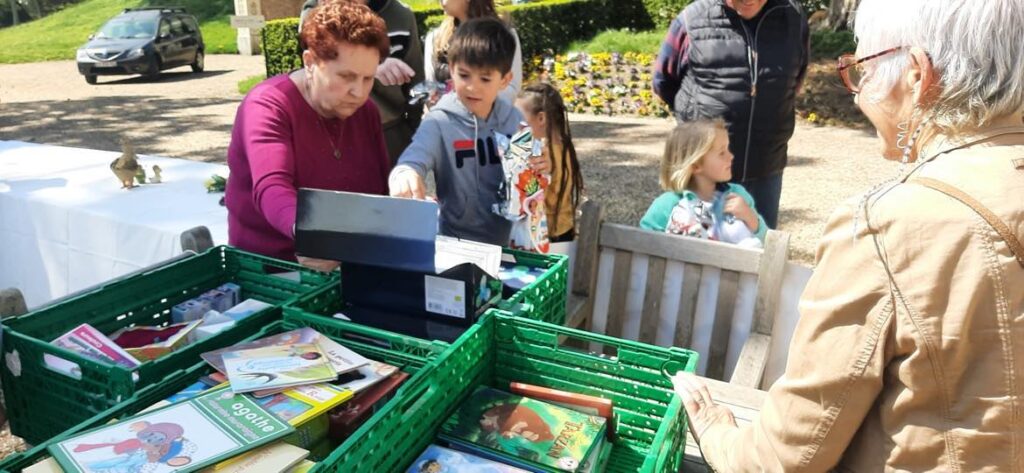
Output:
[262,18,302,76]
[639,0,689,28]
[809,29,855,60]
[263,0,656,76]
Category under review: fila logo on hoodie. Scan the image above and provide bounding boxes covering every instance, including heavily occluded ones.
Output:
[453,138,500,168]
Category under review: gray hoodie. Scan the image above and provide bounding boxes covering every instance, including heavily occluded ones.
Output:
[393,93,523,246]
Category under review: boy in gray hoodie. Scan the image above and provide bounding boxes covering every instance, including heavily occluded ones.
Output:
[389,18,523,246]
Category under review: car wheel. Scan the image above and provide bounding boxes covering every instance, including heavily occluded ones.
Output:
[84,74,97,85]
[190,50,204,73]
[145,58,161,81]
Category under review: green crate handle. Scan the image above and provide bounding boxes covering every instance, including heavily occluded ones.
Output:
[397,379,436,423]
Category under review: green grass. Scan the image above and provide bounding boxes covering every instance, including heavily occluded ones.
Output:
[238,73,265,95]
[0,0,236,63]
[566,28,666,54]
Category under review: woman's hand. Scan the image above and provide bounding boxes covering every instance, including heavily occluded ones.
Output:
[296,256,340,273]
[724,194,759,232]
[672,371,737,443]
[389,169,426,200]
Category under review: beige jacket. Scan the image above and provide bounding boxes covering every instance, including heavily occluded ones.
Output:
[699,128,1024,472]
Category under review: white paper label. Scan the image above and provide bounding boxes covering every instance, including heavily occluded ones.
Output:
[424,275,466,319]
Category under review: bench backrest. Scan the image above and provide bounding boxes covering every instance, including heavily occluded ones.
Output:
[569,200,790,388]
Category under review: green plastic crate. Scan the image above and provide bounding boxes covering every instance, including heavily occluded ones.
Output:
[0,246,338,445]
[498,249,569,325]
[290,248,568,328]
[0,313,446,473]
[314,309,699,473]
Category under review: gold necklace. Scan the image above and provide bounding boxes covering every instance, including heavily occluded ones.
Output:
[305,72,342,160]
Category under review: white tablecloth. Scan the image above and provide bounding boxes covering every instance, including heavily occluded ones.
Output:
[0,140,229,309]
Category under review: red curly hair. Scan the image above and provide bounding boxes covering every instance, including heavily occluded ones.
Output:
[300,0,389,63]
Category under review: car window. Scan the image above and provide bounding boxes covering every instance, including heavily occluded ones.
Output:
[158,20,171,38]
[169,18,184,36]
[181,17,199,34]
[96,17,157,39]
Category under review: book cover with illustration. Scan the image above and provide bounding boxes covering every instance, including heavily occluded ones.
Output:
[253,383,352,426]
[203,329,367,379]
[52,323,141,369]
[331,360,399,394]
[223,343,336,394]
[49,387,293,473]
[508,383,614,441]
[407,444,530,473]
[438,387,606,472]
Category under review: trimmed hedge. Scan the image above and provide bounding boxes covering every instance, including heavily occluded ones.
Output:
[640,0,689,27]
[263,0,654,76]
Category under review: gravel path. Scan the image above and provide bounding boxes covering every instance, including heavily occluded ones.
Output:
[0,54,897,457]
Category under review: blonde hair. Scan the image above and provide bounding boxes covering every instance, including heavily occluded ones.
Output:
[659,119,725,193]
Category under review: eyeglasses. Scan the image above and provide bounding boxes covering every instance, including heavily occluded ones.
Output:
[837,46,907,94]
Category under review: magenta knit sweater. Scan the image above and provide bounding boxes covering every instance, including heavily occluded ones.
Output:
[226,74,390,262]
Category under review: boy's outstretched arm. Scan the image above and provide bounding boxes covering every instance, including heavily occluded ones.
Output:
[389,117,443,200]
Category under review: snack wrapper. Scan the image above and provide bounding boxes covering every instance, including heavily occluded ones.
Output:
[492,126,550,253]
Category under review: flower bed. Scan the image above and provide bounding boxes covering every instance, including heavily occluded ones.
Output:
[527,52,671,118]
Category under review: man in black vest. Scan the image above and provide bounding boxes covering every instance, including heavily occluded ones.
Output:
[653,0,809,229]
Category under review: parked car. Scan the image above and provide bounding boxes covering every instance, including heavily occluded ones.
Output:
[76,7,204,84]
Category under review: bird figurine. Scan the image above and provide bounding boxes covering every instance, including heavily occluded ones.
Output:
[110,138,141,189]
[134,165,147,185]
[150,165,163,184]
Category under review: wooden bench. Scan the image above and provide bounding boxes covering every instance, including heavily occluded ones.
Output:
[567,200,791,388]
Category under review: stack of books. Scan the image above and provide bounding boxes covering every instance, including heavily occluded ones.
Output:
[409,384,615,472]
[29,327,413,473]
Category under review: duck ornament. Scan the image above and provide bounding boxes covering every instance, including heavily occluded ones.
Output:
[110,138,142,189]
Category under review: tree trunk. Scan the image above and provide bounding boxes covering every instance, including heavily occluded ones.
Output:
[9,0,19,25]
[827,0,860,31]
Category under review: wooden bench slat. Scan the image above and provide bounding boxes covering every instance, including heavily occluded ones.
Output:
[639,256,666,345]
[706,270,739,380]
[672,263,702,349]
[605,250,633,342]
[623,253,649,341]
[655,260,685,347]
[730,332,772,388]
[587,248,617,353]
[600,223,762,274]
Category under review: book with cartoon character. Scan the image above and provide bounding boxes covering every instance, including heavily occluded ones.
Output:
[222,343,337,394]
[438,387,606,472]
[407,444,530,472]
[49,386,293,473]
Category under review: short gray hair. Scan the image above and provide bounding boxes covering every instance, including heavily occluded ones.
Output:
[855,0,1024,133]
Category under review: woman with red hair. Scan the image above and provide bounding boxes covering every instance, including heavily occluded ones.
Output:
[225,0,390,270]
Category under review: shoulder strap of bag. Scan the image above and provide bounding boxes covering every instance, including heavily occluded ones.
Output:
[911,177,1024,268]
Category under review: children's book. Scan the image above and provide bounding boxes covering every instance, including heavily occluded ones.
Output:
[331,360,399,394]
[328,370,410,442]
[222,343,336,394]
[407,444,530,473]
[252,383,352,427]
[286,460,316,473]
[49,386,294,473]
[202,442,308,473]
[23,458,61,473]
[203,328,367,378]
[439,387,606,472]
[112,320,205,362]
[508,382,614,440]
[51,323,141,369]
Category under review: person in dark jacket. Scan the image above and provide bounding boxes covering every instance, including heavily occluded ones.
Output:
[301,0,425,165]
[653,0,809,229]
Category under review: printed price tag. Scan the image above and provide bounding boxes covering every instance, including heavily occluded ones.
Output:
[424,275,466,319]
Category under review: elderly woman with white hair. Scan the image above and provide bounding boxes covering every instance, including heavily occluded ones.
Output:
[673,0,1024,470]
